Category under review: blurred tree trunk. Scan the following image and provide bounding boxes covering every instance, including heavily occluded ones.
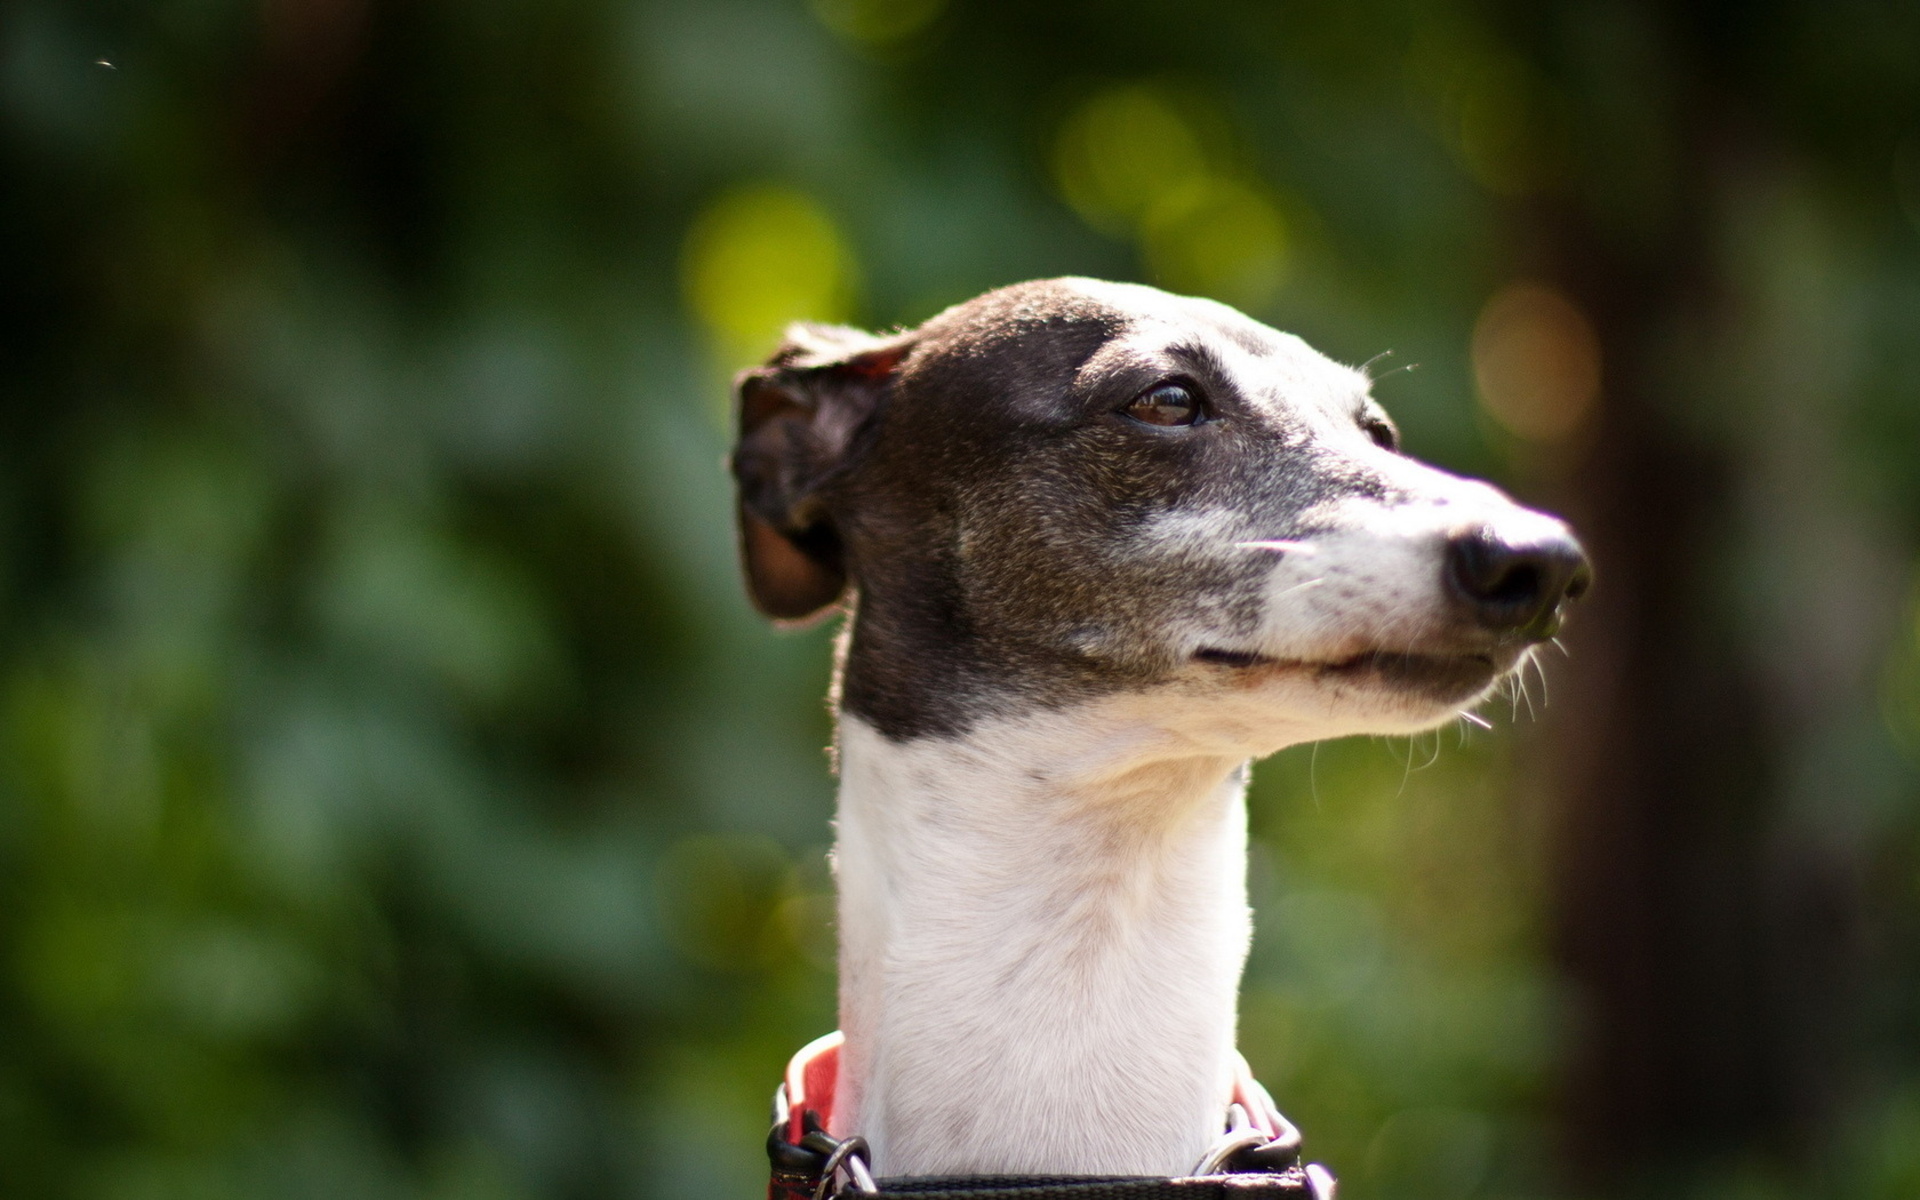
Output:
[1544,244,1793,1184]
[1533,14,1904,1188]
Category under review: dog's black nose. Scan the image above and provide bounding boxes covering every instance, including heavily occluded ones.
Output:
[1445,528,1592,637]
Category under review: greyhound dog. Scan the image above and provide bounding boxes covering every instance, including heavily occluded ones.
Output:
[732,278,1589,1185]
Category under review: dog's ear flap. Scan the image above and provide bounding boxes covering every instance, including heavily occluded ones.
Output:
[731,322,908,624]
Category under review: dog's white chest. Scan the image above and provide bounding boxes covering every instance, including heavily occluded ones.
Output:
[829,712,1253,1177]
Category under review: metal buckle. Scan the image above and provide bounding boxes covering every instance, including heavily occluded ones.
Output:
[806,1133,877,1200]
[1193,1103,1274,1176]
[769,1084,875,1199]
[1191,1101,1335,1198]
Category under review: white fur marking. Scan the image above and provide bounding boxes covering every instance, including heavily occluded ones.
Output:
[834,709,1253,1177]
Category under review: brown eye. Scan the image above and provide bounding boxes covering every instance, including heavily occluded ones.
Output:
[1125,383,1203,427]
[1362,417,1398,450]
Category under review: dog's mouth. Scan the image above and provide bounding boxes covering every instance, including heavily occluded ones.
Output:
[1193,645,1509,700]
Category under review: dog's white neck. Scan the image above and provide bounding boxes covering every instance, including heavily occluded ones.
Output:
[830,706,1256,1178]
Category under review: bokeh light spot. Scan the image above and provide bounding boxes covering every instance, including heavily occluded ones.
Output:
[1471,281,1601,443]
[1053,86,1210,234]
[682,184,855,366]
[810,0,946,46]
[1142,178,1289,309]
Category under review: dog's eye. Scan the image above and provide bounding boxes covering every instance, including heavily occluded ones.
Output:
[1125,383,1203,427]
[1362,417,1399,451]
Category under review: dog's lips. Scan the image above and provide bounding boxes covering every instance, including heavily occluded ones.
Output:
[1320,649,1502,697]
[1193,644,1514,700]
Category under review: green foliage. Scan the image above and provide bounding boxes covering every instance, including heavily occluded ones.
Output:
[2,1,1918,1198]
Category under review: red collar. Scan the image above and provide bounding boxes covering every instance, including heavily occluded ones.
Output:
[782,1030,845,1146]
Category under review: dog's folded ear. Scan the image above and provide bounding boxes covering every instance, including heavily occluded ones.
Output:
[731,321,909,624]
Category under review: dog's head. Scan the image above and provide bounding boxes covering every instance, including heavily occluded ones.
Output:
[732,278,1589,750]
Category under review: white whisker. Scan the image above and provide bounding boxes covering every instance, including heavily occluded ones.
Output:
[1419,730,1442,771]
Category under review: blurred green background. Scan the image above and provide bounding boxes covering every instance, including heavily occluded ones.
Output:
[4,2,1920,1198]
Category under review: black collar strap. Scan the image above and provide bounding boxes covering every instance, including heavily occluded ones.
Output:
[825,1172,1329,1198]
[771,1124,1336,1200]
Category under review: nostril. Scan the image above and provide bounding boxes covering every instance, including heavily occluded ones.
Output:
[1482,561,1542,606]
[1446,528,1592,636]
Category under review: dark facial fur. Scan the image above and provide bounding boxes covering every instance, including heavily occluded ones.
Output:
[731,278,1586,741]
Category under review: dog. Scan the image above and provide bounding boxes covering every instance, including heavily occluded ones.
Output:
[731,278,1589,1183]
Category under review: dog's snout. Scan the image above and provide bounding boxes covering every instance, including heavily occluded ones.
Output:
[1445,527,1592,638]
